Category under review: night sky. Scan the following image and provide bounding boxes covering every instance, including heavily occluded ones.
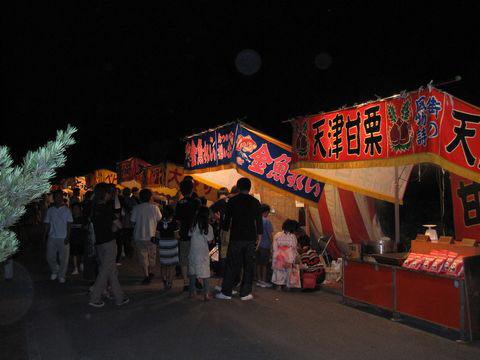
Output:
[2,2,479,179]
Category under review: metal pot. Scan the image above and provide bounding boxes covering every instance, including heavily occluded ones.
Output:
[367,237,395,254]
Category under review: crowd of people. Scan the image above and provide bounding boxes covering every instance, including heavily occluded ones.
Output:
[35,176,325,307]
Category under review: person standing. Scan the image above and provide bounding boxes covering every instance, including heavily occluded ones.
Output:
[121,187,136,258]
[70,188,81,206]
[89,183,129,308]
[174,179,201,291]
[271,220,301,290]
[216,178,263,301]
[152,205,179,290]
[131,187,140,205]
[210,188,229,257]
[69,203,88,275]
[188,207,214,300]
[131,189,162,285]
[44,190,73,283]
[256,204,273,288]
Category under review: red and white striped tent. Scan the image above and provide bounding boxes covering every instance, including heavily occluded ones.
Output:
[308,185,383,258]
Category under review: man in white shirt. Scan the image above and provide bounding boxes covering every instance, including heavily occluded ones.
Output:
[131,189,162,284]
[44,190,73,283]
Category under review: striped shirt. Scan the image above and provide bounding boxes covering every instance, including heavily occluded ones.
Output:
[300,247,322,273]
[156,219,179,265]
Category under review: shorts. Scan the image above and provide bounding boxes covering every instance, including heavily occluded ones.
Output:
[179,241,190,266]
[135,241,157,269]
[256,247,270,266]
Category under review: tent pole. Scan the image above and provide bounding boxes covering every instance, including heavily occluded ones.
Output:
[394,166,400,250]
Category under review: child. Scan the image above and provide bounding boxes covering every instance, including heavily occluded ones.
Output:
[70,203,88,275]
[256,204,273,288]
[152,205,179,290]
[188,206,214,300]
[271,219,301,290]
[297,231,325,291]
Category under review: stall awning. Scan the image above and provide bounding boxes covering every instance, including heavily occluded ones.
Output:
[290,87,480,202]
[185,122,324,206]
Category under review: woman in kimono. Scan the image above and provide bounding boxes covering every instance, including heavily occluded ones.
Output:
[271,219,301,290]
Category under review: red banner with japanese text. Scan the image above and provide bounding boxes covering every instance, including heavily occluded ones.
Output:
[117,157,151,184]
[85,169,117,188]
[144,164,166,187]
[450,173,480,242]
[292,88,480,183]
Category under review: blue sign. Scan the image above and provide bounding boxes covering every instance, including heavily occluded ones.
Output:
[185,123,237,171]
[234,126,323,204]
[185,122,323,204]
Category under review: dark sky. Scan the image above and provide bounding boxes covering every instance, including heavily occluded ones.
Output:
[2,2,479,179]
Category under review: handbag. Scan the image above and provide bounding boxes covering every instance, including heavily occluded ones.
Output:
[288,265,301,288]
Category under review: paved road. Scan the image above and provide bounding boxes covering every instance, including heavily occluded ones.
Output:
[1,253,480,360]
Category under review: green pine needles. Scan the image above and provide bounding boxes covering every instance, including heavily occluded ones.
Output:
[0,125,77,263]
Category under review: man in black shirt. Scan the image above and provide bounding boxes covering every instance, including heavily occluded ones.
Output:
[216,178,263,301]
[174,179,201,290]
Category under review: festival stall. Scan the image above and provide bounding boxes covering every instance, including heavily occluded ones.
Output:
[290,86,480,340]
[184,121,383,251]
[116,157,151,189]
[60,176,87,193]
[142,163,179,199]
[85,169,118,189]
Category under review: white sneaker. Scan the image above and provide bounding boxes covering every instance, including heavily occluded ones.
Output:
[240,294,254,301]
[89,301,105,308]
[58,277,66,284]
[264,282,273,288]
[50,274,58,281]
[72,269,79,275]
[256,281,267,288]
[215,293,232,300]
[214,285,238,295]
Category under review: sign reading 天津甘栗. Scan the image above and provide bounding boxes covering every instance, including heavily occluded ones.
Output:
[291,88,480,183]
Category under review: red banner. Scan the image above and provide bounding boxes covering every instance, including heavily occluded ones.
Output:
[117,157,151,183]
[292,88,480,182]
[144,164,166,187]
[450,173,480,241]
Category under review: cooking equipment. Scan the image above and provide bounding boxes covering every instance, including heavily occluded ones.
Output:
[371,252,408,266]
[366,237,395,254]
